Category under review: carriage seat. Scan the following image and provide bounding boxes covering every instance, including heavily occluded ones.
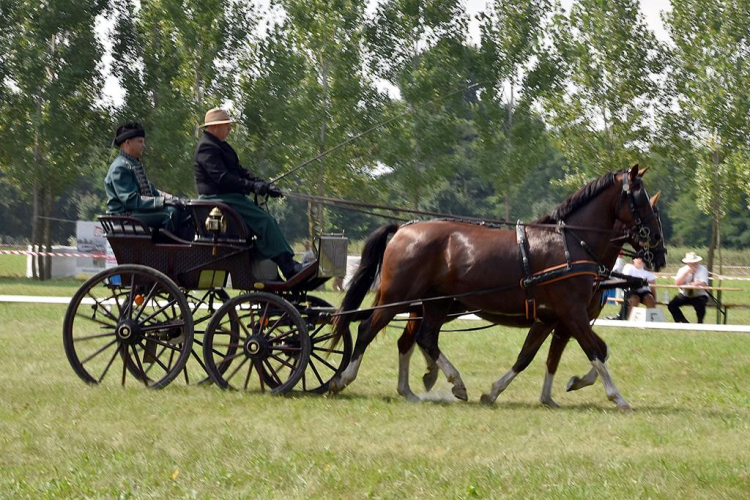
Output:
[100,201,253,245]
[187,200,255,246]
[98,214,195,246]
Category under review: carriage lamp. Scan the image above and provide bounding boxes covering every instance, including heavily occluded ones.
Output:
[205,207,227,234]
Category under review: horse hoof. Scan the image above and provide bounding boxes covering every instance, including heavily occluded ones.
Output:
[328,378,343,394]
[479,393,495,405]
[452,387,468,401]
[566,376,581,392]
[423,371,439,392]
[540,398,560,409]
[617,403,633,412]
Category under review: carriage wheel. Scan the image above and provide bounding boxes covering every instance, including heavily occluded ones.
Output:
[295,296,352,394]
[63,265,193,389]
[202,292,311,395]
[182,288,237,385]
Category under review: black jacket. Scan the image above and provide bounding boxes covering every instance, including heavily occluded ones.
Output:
[194,131,261,196]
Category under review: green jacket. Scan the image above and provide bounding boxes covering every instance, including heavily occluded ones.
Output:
[104,152,165,214]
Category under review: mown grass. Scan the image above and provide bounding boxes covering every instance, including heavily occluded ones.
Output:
[1,280,750,498]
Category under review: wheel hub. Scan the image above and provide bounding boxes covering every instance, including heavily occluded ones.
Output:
[116,319,141,345]
[243,334,269,360]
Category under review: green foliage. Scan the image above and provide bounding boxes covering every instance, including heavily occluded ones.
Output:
[366,0,474,210]
[1,0,108,192]
[112,0,257,194]
[542,0,666,183]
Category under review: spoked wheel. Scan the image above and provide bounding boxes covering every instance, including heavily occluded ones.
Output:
[63,265,193,389]
[182,288,235,385]
[297,296,352,394]
[203,292,311,395]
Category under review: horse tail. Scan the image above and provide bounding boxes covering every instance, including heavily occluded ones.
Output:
[332,223,400,347]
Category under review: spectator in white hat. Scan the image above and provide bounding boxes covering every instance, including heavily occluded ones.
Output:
[668,252,709,323]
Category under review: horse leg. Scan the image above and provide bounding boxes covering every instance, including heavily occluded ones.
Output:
[415,301,468,400]
[396,317,421,402]
[420,346,440,391]
[481,321,555,405]
[330,307,398,394]
[540,328,566,408]
[566,334,609,392]
[562,313,630,411]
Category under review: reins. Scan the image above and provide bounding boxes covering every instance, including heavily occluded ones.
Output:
[284,191,622,235]
[327,170,661,322]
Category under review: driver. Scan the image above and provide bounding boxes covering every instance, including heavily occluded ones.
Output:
[193,108,305,280]
[104,122,187,232]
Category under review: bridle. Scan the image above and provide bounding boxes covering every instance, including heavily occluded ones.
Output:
[614,172,665,269]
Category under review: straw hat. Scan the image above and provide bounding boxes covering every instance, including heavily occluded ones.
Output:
[200,108,236,128]
[682,252,703,264]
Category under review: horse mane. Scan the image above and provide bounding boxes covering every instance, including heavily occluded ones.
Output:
[534,171,621,224]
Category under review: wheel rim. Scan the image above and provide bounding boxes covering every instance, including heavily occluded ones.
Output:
[298,296,352,394]
[63,265,193,389]
[203,292,310,395]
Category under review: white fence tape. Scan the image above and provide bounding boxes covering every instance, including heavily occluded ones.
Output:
[0,249,107,258]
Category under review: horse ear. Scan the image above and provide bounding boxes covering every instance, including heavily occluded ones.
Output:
[650,191,661,207]
[629,164,639,182]
[638,166,650,177]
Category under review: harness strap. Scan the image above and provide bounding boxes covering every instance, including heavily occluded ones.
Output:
[521,260,600,289]
[516,221,536,320]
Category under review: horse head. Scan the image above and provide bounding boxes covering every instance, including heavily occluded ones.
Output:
[616,165,667,271]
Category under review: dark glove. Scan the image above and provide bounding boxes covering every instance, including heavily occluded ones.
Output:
[251,181,270,196]
[267,186,283,198]
[164,197,186,209]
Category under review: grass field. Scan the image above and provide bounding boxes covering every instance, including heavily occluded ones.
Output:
[1,278,750,498]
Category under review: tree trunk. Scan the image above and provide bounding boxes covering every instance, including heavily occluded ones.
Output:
[30,180,39,279]
[43,188,53,280]
[315,56,330,236]
[36,187,46,281]
[706,146,721,282]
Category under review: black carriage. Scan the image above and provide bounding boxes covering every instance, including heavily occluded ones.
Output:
[62,200,352,394]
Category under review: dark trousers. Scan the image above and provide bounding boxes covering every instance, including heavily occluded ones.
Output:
[668,294,709,323]
[129,206,188,233]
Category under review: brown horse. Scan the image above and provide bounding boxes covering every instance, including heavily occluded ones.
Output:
[398,191,663,408]
[330,166,666,410]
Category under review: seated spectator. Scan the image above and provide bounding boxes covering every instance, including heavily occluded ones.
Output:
[668,252,709,323]
[622,257,657,318]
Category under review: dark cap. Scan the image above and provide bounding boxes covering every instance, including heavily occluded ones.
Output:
[112,122,146,148]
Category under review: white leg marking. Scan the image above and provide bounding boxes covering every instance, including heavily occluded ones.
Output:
[337,355,363,388]
[435,353,467,401]
[540,369,559,408]
[591,359,631,411]
[397,344,420,402]
[481,368,518,404]
[566,346,610,392]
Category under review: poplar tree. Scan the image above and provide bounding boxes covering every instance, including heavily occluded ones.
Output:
[1,0,108,279]
[266,0,383,238]
[541,0,666,185]
[665,0,750,271]
[366,0,473,211]
[111,0,256,193]
[476,0,555,220]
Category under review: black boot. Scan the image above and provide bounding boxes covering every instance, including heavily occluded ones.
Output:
[272,252,303,281]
